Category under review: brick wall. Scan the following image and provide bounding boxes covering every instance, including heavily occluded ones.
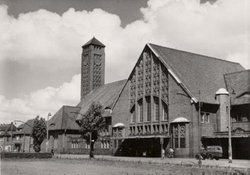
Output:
[168,74,194,157]
[112,82,130,136]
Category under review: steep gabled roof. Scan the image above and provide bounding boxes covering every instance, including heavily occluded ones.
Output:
[149,43,245,104]
[82,37,105,48]
[76,79,126,120]
[48,105,81,131]
[15,119,34,135]
[224,70,250,105]
[0,123,16,137]
[0,124,13,131]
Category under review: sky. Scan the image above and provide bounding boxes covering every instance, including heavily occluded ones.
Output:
[0,0,249,123]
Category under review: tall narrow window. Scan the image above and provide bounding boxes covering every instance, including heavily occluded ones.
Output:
[180,124,186,148]
[130,106,135,123]
[205,113,209,123]
[162,101,168,121]
[201,112,210,123]
[201,112,205,123]
[138,99,143,123]
[172,123,186,148]
[154,97,159,121]
[173,125,178,148]
[146,96,151,122]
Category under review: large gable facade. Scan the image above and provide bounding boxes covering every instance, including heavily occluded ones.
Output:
[48,38,250,159]
[111,44,250,158]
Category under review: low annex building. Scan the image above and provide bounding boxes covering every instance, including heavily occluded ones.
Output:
[48,37,250,159]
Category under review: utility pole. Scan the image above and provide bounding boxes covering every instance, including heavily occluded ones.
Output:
[198,90,202,149]
[46,113,51,152]
[228,93,233,163]
[23,131,26,152]
[10,122,13,152]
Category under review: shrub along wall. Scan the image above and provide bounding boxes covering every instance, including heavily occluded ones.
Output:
[1,152,52,159]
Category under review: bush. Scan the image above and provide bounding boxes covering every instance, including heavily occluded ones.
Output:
[1,152,52,159]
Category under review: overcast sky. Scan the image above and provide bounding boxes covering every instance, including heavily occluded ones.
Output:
[0,0,249,123]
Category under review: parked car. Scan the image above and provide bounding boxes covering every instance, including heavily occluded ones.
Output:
[195,146,223,160]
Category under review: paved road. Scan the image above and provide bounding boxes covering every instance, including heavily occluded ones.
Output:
[54,154,250,169]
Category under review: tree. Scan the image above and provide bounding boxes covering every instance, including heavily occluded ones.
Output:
[78,102,106,158]
[31,116,47,152]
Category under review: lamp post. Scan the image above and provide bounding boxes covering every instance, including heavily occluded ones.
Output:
[10,122,13,152]
[228,89,235,163]
[46,113,51,152]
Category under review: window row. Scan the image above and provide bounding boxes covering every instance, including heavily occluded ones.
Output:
[129,124,168,135]
[130,97,168,123]
[71,140,110,150]
[71,141,80,149]
[231,106,250,122]
[201,112,210,123]
[100,140,110,149]
[99,129,109,136]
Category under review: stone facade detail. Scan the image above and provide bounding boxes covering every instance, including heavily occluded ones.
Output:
[128,48,169,136]
[81,39,105,99]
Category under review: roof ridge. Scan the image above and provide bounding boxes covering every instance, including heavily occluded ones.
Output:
[78,79,127,106]
[224,69,250,76]
[62,105,80,108]
[149,43,242,66]
[104,79,127,85]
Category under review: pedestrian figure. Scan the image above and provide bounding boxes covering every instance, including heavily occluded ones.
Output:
[198,154,202,167]
[161,148,165,159]
[51,148,54,156]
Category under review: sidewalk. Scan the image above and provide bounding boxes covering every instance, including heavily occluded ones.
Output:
[54,154,250,169]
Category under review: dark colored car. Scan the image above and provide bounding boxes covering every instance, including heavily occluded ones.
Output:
[195,146,223,160]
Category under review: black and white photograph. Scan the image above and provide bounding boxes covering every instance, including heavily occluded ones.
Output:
[0,0,249,174]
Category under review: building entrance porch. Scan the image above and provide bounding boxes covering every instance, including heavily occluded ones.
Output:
[114,137,170,157]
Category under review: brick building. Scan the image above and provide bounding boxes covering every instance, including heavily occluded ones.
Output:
[0,120,42,153]
[48,38,250,159]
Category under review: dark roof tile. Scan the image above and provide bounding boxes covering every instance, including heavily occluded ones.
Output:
[224,70,250,105]
[16,119,34,134]
[149,44,245,104]
[48,106,81,131]
[76,79,126,120]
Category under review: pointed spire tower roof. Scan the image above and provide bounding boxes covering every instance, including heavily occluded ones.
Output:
[82,37,105,48]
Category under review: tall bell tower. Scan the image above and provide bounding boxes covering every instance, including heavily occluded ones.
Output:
[81,37,105,99]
